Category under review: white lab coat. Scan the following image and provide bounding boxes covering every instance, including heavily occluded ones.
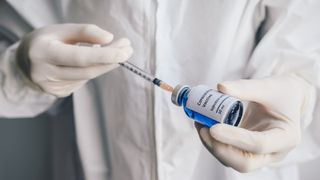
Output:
[1,0,320,180]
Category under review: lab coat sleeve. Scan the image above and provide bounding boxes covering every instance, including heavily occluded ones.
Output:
[247,0,320,164]
[0,42,56,118]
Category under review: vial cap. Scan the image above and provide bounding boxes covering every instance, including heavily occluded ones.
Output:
[171,84,189,106]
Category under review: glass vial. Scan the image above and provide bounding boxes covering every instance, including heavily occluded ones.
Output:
[171,84,244,127]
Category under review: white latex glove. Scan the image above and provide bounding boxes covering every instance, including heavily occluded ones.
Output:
[17,24,133,97]
[196,74,313,172]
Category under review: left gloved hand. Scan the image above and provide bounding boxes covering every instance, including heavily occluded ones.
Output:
[196,74,313,172]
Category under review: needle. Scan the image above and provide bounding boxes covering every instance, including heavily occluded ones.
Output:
[77,42,173,92]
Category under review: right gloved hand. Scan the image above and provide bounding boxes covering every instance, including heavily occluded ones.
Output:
[196,75,313,172]
[17,23,133,97]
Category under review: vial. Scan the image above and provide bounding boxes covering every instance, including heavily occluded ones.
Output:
[171,84,244,127]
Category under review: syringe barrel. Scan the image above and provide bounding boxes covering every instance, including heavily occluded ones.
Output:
[119,62,155,83]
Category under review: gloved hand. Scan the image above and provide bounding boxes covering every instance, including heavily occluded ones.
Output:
[17,24,133,97]
[196,74,313,172]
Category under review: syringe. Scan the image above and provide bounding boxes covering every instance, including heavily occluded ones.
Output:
[77,42,173,92]
[119,61,174,93]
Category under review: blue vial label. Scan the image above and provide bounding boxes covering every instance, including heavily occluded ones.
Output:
[184,85,243,126]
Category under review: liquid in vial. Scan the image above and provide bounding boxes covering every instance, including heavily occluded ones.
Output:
[171,85,243,127]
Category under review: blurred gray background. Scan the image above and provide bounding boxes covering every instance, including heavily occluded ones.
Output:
[0,97,83,180]
[0,114,52,180]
